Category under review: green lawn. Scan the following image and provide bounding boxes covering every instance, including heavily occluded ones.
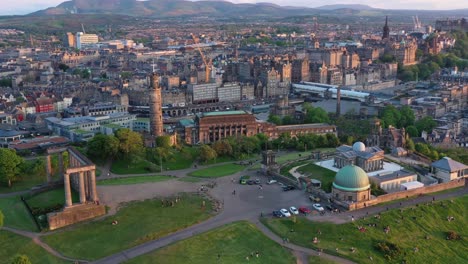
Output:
[309,255,338,264]
[0,196,37,232]
[26,189,79,210]
[111,158,158,174]
[42,193,214,260]
[296,163,336,192]
[262,195,468,264]
[163,147,197,170]
[189,164,245,178]
[0,230,68,264]
[97,175,174,186]
[125,221,296,264]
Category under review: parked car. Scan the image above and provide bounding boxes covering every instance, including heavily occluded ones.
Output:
[309,195,320,202]
[289,206,299,215]
[267,179,277,184]
[326,205,339,212]
[280,208,291,217]
[254,179,261,184]
[299,206,311,214]
[247,180,256,185]
[239,175,250,185]
[312,204,324,212]
[278,182,286,187]
[272,210,283,218]
[282,186,293,191]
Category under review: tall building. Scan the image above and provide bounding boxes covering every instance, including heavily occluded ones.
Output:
[64,32,76,48]
[149,73,163,137]
[76,32,99,49]
[382,16,390,40]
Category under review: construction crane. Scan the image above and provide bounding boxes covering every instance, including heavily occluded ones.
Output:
[190,33,211,83]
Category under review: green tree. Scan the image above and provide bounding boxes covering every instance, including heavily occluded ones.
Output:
[87,134,119,160]
[380,105,401,128]
[304,105,329,124]
[406,125,419,137]
[325,133,340,147]
[115,129,144,159]
[11,255,31,264]
[155,136,172,148]
[0,149,23,188]
[398,106,415,128]
[58,63,69,72]
[212,140,233,156]
[416,116,437,133]
[282,115,295,125]
[406,138,415,152]
[268,114,282,125]
[199,145,217,162]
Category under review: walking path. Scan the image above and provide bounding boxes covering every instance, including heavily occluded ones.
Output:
[2,153,467,264]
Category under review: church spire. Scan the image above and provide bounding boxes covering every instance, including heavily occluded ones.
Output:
[382,16,390,40]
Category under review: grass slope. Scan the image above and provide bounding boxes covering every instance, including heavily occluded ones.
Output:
[297,163,336,192]
[111,158,157,174]
[26,188,79,209]
[125,221,296,264]
[263,195,468,264]
[189,164,245,178]
[42,194,214,260]
[97,175,173,186]
[0,230,68,264]
[0,196,36,232]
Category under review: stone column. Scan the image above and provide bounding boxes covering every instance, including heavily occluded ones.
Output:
[79,171,86,204]
[64,173,72,207]
[90,170,98,202]
[46,155,52,183]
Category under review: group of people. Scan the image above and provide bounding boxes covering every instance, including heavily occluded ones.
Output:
[245,251,261,261]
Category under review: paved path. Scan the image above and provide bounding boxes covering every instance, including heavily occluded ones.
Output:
[0,190,29,198]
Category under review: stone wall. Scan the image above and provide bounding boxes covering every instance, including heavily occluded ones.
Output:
[47,204,106,230]
[346,178,466,211]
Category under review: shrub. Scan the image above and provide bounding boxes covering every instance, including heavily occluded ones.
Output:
[375,241,402,260]
[446,231,461,240]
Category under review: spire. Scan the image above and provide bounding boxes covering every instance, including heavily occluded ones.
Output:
[385,16,388,26]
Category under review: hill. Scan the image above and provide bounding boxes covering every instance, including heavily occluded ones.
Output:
[316,4,375,10]
[31,0,321,18]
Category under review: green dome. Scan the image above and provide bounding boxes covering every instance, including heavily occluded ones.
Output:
[333,165,370,192]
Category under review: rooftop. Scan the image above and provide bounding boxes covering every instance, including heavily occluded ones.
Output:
[431,157,468,172]
[370,170,416,184]
[200,110,247,117]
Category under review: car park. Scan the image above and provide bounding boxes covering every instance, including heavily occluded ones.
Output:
[267,179,277,184]
[312,204,324,211]
[280,208,291,217]
[289,206,299,215]
[309,195,320,202]
[272,210,283,218]
[298,207,311,214]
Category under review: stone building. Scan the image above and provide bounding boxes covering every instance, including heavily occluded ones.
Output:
[270,96,295,117]
[334,142,384,172]
[291,59,310,83]
[431,157,468,183]
[332,165,371,203]
[367,119,407,151]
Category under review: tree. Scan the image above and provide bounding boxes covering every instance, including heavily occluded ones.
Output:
[416,116,437,134]
[58,63,69,72]
[115,129,144,159]
[87,134,119,160]
[282,115,295,125]
[398,106,415,128]
[0,149,23,188]
[406,138,415,152]
[155,136,172,148]
[268,114,282,125]
[406,125,419,137]
[199,145,217,162]
[212,140,233,157]
[304,105,329,124]
[11,255,32,264]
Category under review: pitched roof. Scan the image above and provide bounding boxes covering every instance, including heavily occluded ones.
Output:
[431,157,468,172]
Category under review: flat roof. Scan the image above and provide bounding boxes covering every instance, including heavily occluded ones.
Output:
[371,170,416,183]
[201,110,247,117]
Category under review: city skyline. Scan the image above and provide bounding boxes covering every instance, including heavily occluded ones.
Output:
[1,0,467,16]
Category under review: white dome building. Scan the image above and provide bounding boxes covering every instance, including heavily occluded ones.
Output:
[334,142,384,172]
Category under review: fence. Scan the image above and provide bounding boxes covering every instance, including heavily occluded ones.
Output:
[20,196,42,232]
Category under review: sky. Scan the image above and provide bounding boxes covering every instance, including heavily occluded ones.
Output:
[1,0,467,16]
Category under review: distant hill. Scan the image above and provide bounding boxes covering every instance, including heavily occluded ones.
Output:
[30,0,321,17]
[316,4,376,10]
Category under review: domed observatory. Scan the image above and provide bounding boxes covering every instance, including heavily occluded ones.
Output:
[332,165,371,202]
[334,141,384,172]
